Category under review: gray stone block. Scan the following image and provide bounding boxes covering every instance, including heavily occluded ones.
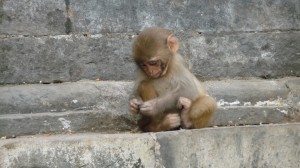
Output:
[1,124,299,168]
[0,79,299,137]
[0,34,135,84]
[157,124,300,168]
[0,80,133,114]
[186,31,300,79]
[0,133,158,168]
[205,79,289,104]
[1,0,299,35]
[286,78,300,96]
[212,107,291,126]
[0,0,67,35]
[286,78,300,118]
[0,110,135,137]
[0,79,292,115]
[1,32,299,84]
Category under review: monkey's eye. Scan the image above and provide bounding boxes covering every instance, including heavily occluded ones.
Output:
[148,60,160,66]
[139,63,147,67]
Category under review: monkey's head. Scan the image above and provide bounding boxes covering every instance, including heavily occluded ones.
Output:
[132,27,179,79]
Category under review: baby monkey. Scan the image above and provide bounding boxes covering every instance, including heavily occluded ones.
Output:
[129,27,217,132]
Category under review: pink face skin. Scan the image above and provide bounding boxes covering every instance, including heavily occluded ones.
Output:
[139,57,162,78]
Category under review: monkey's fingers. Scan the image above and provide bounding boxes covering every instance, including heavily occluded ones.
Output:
[130,102,139,109]
[139,105,154,116]
[129,103,140,114]
[130,99,142,106]
[177,97,192,110]
[139,106,152,113]
[130,106,139,114]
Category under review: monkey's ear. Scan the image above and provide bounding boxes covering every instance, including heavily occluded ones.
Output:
[167,34,179,54]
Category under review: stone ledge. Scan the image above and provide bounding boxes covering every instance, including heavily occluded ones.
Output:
[0,78,299,137]
[0,79,294,115]
[1,124,299,168]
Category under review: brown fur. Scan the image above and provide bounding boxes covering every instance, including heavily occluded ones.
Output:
[131,27,217,132]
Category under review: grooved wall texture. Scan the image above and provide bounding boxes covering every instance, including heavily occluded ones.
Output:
[0,0,299,84]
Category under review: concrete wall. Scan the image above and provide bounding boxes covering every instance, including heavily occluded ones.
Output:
[0,0,299,84]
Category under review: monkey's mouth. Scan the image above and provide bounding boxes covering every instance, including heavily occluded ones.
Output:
[148,72,161,79]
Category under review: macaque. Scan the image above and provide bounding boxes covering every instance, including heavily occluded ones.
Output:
[129,27,217,132]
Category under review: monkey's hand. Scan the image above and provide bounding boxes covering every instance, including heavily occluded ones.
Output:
[177,97,193,128]
[129,98,142,114]
[139,99,158,116]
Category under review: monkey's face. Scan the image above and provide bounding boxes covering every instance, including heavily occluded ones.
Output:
[139,57,164,79]
[132,27,176,79]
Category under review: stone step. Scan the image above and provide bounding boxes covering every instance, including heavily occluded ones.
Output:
[0,78,299,137]
[1,0,299,35]
[1,31,299,84]
[0,124,299,168]
[0,78,295,115]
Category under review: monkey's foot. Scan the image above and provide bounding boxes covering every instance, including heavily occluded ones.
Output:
[162,113,181,130]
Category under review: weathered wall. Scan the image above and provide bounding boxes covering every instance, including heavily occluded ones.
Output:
[1,0,299,35]
[0,0,299,84]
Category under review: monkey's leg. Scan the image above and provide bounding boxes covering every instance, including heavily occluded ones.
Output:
[138,81,181,132]
[189,96,217,128]
[139,113,180,132]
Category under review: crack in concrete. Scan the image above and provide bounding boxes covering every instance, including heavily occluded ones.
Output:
[149,133,165,168]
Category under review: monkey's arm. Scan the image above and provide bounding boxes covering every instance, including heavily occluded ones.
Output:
[139,82,198,116]
[139,91,180,116]
[129,82,144,114]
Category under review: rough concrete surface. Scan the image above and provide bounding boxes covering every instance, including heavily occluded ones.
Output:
[0,80,133,114]
[0,32,299,84]
[0,34,135,84]
[0,110,135,137]
[0,79,291,115]
[157,123,300,168]
[1,0,299,35]
[0,124,299,168]
[0,0,66,35]
[0,133,158,168]
[0,78,299,137]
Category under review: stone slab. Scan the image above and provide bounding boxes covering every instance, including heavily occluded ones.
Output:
[0,110,135,137]
[0,80,132,114]
[286,79,300,96]
[0,79,298,137]
[1,106,297,137]
[0,34,135,84]
[1,106,296,137]
[1,32,299,84]
[186,31,300,79]
[212,106,291,126]
[156,123,300,168]
[0,133,159,168]
[0,0,67,35]
[72,0,300,34]
[0,79,292,115]
[1,0,299,35]
[0,124,299,168]
[205,79,289,105]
